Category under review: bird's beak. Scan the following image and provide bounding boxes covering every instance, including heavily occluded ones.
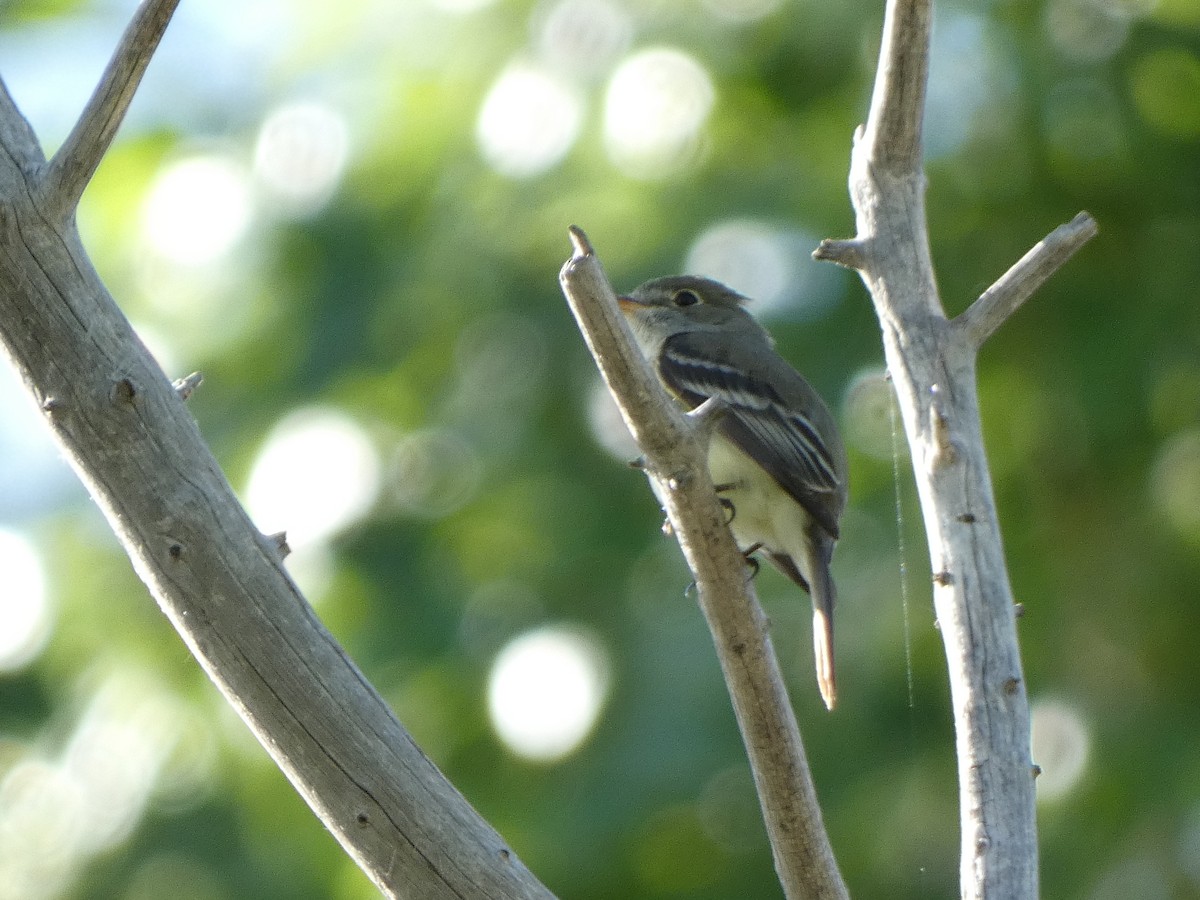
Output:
[616,295,638,313]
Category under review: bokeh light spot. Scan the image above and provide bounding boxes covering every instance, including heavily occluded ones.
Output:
[537,0,632,76]
[587,377,638,463]
[387,427,481,519]
[0,365,73,518]
[141,155,253,265]
[926,10,1018,159]
[487,625,610,762]
[254,101,349,213]
[0,528,51,672]
[1129,47,1200,139]
[683,219,842,320]
[63,672,188,853]
[476,62,583,178]
[702,0,784,23]
[0,670,193,898]
[841,368,899,462]
[1030,698,1090,802]
[1044,0,1133,64]
[0,758,83,899]
[1150,427,1200,545]
[604,47,714,178]
[245,407,381,551]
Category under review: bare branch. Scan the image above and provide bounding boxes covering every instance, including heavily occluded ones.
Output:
[955,212,1098,349]
[859,0,932,173]
[559,228,848,900]
[818,0,1063,895]
[0,19,555,898]
[39,0,182,217]
[0,78,44,168]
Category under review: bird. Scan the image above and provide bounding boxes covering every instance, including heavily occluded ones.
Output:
[617,275,848,710]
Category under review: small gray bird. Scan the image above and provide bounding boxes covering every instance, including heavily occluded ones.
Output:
[618,275,848,710]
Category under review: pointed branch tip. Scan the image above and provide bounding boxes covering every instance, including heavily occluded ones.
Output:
[567,225,594,259]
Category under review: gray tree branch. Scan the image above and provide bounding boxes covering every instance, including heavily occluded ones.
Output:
[956,212,1098,350]
[0,80,44,165]
[559,227,848,900]
[815,0,1095,896]
[0,8,554,899]
[39,0,181,217]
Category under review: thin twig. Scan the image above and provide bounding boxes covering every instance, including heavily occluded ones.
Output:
[955,212,1098,349]
[559,227,847,900]
[39,0,182,216]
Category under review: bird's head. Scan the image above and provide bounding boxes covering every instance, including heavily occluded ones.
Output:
[617,276,765,355]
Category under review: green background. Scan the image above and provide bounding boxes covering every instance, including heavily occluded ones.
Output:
[1,0,1199,897]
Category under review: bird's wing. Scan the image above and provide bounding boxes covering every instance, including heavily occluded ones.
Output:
[658,329,844,537]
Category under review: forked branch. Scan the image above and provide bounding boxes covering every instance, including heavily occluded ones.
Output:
[0,4,556,898]
[815,0,1096,897]
[40,0,182,216]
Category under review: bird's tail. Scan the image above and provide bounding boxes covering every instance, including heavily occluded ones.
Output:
[809,540,837,711]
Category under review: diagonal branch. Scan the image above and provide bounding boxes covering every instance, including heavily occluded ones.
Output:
[0,7,557,898]
[559,227,847,900]
[39,0,182,217]
[0,78,45,168]
[955,212,1098,349]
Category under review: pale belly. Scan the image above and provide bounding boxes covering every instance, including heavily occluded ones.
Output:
[707,434,816,587]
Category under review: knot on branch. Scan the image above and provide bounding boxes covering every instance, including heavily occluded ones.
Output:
[110,377,138,404]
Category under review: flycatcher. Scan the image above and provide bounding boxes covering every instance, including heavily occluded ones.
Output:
[618,275,848,710]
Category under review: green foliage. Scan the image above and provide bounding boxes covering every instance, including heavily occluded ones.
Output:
[2,0,1200,898]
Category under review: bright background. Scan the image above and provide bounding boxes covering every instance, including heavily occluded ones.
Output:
[1,0,1199,898]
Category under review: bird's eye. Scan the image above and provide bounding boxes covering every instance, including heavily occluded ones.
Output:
[672,289,700,307]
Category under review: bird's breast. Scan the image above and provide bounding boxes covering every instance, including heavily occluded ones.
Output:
[707,434,809,561]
